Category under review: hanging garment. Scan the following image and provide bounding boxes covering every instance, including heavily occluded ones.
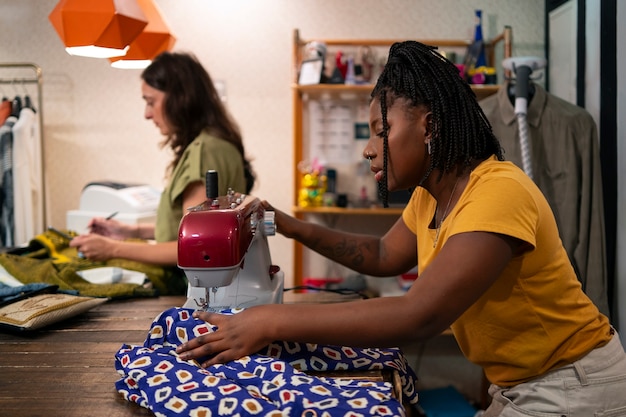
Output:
[0,99,11,126]
[0,114,17,247]
[480,82,609,317]
[12,104,43,245]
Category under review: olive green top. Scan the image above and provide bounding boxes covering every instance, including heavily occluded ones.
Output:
[155,131,247,242]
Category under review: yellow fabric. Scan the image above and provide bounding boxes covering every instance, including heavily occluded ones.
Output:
[402,156,611,386]
[1,229,185,297]
[0,253,155,298]
[32,229,79,264]
[155,131,247,243]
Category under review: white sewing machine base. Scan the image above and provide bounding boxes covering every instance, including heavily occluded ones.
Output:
[183,270,284,310]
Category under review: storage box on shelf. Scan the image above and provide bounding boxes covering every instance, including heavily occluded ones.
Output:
[290,28,512,287]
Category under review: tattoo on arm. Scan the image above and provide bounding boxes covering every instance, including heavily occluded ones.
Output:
[312,238,374,268]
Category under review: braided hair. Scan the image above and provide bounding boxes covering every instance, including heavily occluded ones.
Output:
[371,41,503,206]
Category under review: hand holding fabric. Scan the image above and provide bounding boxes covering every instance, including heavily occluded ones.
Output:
[261,200,301,239]
[176,307,273,367]
[69,234,117,262]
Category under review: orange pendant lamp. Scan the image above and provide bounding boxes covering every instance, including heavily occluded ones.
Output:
[110,0,176,69]
[49,0,148,59]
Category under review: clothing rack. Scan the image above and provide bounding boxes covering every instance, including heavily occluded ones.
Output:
[0,62,46,242]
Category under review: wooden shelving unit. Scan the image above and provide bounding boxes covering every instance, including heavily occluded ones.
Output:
[291,28,512,286]
[292,206,404,216]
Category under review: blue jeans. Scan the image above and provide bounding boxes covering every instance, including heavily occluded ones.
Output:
[484,329,626,416]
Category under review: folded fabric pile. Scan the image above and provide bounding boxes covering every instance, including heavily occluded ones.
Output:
[115,307,419,416]
[0,282,108,332]
[1,229,185,298]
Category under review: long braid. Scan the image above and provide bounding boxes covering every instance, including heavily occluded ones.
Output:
[372,41,503,193]
[378,89,390,206]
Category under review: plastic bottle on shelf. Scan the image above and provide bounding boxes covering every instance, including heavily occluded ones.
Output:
[474,10,487,68]
[354,99,370,142]
[344,57,356,85]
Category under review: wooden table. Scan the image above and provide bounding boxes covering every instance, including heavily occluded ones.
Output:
[0,292,409,417]
[0,296,184,417]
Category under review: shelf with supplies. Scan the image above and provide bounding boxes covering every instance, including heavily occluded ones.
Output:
[292,206,403,216]
[292,82,500,101]
[290,28,512,286]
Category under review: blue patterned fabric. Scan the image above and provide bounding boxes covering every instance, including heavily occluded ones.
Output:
[115,307,419,416]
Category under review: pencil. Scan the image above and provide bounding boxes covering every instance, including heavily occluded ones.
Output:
[105,211,119,220]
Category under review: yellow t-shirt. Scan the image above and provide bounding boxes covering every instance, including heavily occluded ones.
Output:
[155,131,246,243]
[402,156,611,386]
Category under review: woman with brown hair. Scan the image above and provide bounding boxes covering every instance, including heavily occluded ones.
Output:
[71,51,254,294]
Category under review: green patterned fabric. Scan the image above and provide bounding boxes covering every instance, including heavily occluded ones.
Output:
[1,230,186,298]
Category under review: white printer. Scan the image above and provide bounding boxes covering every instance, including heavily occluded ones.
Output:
[66,182,162,234]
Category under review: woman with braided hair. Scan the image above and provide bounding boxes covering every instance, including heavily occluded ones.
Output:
[177,41,626,415]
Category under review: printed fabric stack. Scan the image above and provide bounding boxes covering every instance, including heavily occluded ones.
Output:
[115,307,419,416]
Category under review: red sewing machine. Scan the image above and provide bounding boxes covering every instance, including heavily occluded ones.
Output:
[177,171,284,310]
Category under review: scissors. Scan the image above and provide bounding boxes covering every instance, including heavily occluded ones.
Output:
[47,227,85,259]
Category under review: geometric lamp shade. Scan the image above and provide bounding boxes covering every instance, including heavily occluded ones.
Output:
[109,0,176,69]
[48,0,148,59]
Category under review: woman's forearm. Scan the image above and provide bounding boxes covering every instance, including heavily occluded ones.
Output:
[113,240,178,265]
[260,293,441,348]
[281,215,383,274]
[133,223,156,240]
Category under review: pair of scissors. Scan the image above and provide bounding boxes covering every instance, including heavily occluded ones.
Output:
[47,227,85,259]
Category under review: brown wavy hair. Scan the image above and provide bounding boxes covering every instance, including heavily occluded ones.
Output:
[142,51,255,193]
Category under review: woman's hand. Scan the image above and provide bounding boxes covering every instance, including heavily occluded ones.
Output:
[88,217,133,240]
[176,308,273,367]
[261,200,300,239]
[69,234,117,262]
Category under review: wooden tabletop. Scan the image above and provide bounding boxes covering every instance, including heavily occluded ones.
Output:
[0,291,390,417]
[0,296,186,417]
